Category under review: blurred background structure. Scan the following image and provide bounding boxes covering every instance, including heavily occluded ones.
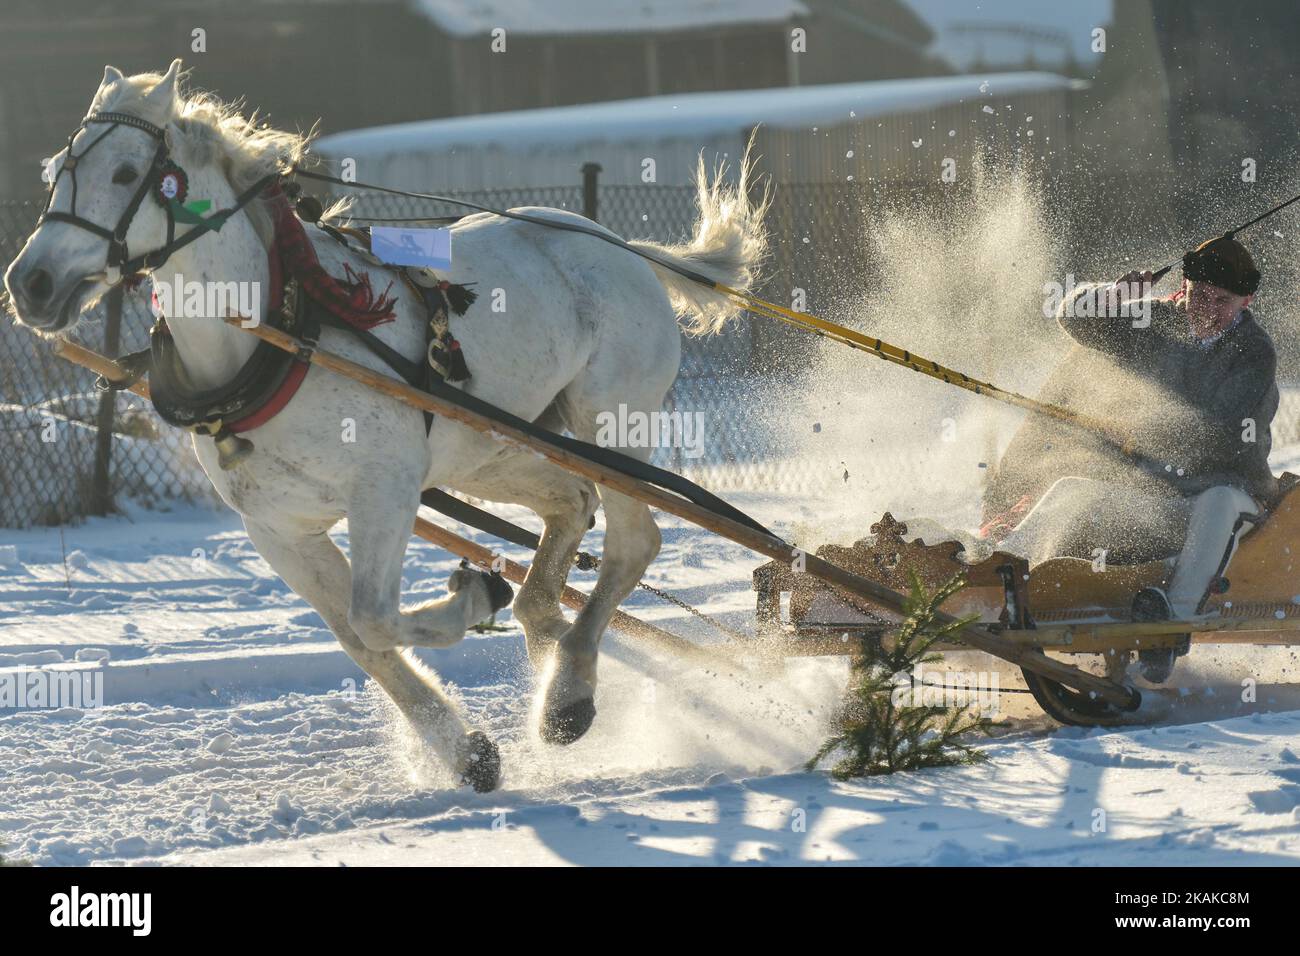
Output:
[3,0,1299,526]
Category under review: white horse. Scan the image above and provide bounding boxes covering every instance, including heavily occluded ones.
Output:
[4,61,768,790]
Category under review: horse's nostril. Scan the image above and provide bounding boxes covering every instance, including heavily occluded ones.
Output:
[24,268,54,307]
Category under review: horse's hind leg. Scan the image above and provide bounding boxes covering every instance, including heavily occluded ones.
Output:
[538,471,661,745]
[454,458,599,670]
[243,517,501,791]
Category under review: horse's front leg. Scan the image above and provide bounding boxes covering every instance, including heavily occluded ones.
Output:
[345,480,512,652]
[242,516,501,791]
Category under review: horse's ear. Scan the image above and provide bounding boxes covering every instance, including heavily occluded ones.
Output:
[100,65,125,90]
[144,58,182,108]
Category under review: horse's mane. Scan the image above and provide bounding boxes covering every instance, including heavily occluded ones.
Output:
[92,67,346,246]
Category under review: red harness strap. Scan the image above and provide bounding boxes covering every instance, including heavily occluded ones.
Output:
[225,362,308,433]
[223,226,306,433]
[267,187,397,329]
[222,191,400,434]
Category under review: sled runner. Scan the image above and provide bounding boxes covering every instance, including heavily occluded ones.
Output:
[753,475,1300,725]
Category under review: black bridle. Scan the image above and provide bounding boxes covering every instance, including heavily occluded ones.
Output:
[38,111,279,285]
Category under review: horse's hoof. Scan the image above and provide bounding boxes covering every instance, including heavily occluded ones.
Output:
[448,562,514,613]
[459,731,501,792]
[484,571,514,613]
[539,697,596,746]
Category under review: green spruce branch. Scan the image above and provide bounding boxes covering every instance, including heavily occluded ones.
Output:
[808,571,995,779]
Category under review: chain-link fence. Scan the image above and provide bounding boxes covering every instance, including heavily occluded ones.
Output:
[0,200,215,527]
[0,179,833,527]
[5,179,1300,527]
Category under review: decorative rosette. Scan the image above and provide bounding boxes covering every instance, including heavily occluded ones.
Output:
[153,160,188,206]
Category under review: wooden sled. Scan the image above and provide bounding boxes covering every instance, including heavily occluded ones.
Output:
[753,477,1300,725]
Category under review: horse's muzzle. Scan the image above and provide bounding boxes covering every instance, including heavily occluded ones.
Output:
[5,259,98,332]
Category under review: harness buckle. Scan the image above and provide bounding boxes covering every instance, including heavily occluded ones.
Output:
[293,327,319,365]
[426,337,446,379]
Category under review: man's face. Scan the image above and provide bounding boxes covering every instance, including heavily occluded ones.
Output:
[1183,279,1251,335]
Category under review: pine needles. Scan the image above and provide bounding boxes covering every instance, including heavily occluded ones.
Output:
[808,571,995,779]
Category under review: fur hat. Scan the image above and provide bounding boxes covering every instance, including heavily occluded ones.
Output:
[1182,236,1260,296]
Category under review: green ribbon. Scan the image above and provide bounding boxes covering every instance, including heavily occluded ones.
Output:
[168,198,226,228]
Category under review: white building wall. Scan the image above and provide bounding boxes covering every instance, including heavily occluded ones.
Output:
[314,73,1082,194]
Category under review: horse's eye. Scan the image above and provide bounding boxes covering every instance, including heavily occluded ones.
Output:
[112,166,138,185]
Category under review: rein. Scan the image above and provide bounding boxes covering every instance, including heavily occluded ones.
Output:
[40,111,277,286]
[101,192,456,469]
[290,166,1181,475]
[292,166,1300,485]
[38,111,465,465]
[47,115,1294,492]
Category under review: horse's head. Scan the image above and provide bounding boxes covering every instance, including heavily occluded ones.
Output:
[4,61,191,334]
[5,59,303,336]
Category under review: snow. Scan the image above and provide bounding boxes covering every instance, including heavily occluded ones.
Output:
[410,0,807,36]
[3,488,1300,866]
[317,72,1078,157]
[167,711,1300,866]
[905,0,1112,71]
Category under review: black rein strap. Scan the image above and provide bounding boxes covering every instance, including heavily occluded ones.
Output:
[39,111,279,284]
[38,114,775,540]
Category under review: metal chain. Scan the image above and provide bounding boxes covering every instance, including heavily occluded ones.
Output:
[631,579,754,643]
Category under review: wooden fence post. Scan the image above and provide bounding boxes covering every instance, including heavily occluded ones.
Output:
[88,284,124,515]
[581,162,602,222]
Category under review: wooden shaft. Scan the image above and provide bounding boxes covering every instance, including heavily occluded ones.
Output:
[51,337,731,666]
[51,338,151,400]
[55,328,1143,707]
[409,517,728,664]
[1032,613,1300,644]
[221,318,1138,709]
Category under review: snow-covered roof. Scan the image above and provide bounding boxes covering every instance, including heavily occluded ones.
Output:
[317,72,1078,157]
[409,0,808,36]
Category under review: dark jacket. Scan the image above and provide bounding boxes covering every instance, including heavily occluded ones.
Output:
[985,285,1279,526]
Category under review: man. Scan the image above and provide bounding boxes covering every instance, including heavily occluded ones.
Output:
[982,237,1279,676]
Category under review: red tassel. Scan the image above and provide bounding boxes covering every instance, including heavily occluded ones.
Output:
[338,264,397,329]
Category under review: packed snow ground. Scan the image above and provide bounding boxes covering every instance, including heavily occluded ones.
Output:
[3,488,1300,867]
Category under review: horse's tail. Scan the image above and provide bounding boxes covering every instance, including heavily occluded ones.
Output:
[628,134,771,336]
